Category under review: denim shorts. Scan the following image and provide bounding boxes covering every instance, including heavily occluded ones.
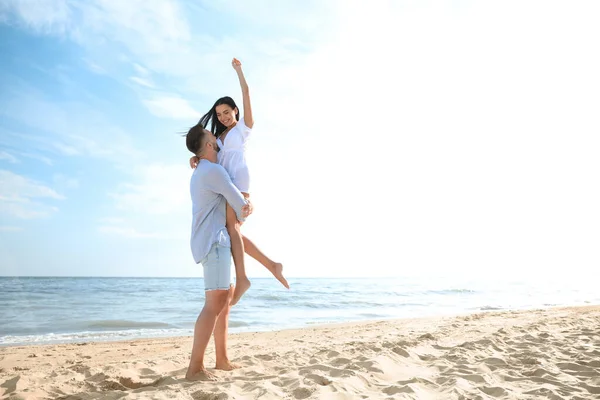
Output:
[200,243,233,291]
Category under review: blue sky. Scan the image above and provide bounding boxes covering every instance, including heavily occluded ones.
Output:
[1,0,599,279]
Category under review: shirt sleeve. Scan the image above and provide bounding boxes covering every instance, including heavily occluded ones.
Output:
[205,164,248,221]
[238,117,252,140]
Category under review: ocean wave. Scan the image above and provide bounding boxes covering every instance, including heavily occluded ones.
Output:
[0,328,193,346]
[358,313,385,318]
[251,294,285,301]
[228,320,250,328]
[85,320,173,330]
[283,300,392,309]
[4,277,599,347]
[430,289,476,295]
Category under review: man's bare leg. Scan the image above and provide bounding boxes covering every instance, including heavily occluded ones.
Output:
[226,204,250,306]
[185,289,230,381]
[242,235,289,289]
[214,285,241,371]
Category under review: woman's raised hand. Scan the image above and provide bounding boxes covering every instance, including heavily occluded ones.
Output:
[232,57,242,72]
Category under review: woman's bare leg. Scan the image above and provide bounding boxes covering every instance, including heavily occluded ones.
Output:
[226,203,250,306]
[242,235,289,289]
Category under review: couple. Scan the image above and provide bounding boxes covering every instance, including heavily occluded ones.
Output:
[184,59,288,380]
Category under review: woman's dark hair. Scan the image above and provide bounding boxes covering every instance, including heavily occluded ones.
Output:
[186,123,206,154]
[198,96,239,138]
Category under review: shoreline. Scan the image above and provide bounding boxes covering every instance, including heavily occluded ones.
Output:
[2,305,599,399]
[2,302,597,349]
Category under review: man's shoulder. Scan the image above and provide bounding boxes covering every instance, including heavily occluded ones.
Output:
[203,160,227,174]
[195,160,227,180]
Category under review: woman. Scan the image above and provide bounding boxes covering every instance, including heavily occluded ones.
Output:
[190,58,289,305]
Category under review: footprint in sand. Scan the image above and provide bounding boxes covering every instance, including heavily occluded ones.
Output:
[291,387,314,399]
[481,357,507,368]
[303,373,332,386]
[139,367,158,376]
[326,350,340,358]
[355,360,384,374]
[1,376,20,395]
[300,364,355,378]
[454,373,488,384]
[480,386,508,397]
[191,389,228,400]
[586,360,600,368]
[272,376,299,388]
[522,367,555,378]
[255,353,275,361]
[556,362,596,374]
[382,385,414,395]
[397,377,436,386]
[68,364,90,376]
[392,347,410,357]
[331,357,351,367]
[524,387,562,397]
[101,380,128,391]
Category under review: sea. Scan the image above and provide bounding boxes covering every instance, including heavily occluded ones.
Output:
[1,275,598,346]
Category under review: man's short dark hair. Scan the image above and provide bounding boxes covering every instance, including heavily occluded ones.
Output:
[186,123,207,154]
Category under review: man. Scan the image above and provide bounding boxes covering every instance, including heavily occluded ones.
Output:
[185,123,251,381]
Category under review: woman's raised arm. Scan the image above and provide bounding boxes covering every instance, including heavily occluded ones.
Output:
[232,58,253,129]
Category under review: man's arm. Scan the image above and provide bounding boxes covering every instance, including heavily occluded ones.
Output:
[205,165,248,221]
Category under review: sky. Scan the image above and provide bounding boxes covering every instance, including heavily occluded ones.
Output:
[0,0,599,279]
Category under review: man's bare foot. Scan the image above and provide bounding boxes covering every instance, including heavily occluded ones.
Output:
[185,367,217,381]
[215,360,242,371]
[230,277,251,306]
[272,263,290,289]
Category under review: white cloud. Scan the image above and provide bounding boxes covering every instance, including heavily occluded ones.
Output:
[98,225,162,239]
[16,152,53,166]
[0,0,72,34]
[0,88,143,163]
[52,142,80,156]
[1,0,193,72]
[0,169,64,219]
[53,173,79,189]
[97,214,188,241]
[0,226,24,232]
[83,58,106,74]
[99,217,124,225]
[0,135,55,165]
[109,163,190,214]
[1,0,336,101]
[142,96,200,120]
[133,63,150,76]
[0,150,18,163]
[98,163,191,243]
[1,129,69,162]
[130,76,155,88]
[129,63,155,88]
[0,198,59,219]
[0,170,64,200]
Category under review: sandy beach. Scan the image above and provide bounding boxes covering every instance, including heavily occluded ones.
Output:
[1,306,599,399]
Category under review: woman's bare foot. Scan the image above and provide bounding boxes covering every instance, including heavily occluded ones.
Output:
[272,263,290,289]
[215,360,242,371]
[231,277,251,306]
[185,367,217,381]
